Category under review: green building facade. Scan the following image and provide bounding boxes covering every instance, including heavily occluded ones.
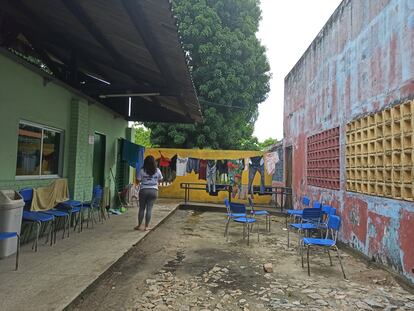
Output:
[0,52,132,205]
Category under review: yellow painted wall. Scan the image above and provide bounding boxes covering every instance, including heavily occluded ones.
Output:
[144,148,273,204]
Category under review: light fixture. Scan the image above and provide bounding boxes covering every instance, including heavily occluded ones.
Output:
[99,93,160,99]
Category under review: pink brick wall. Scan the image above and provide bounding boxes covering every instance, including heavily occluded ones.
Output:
[284,0,414,283]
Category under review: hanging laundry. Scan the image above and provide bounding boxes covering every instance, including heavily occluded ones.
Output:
[238,184,248,200]
[170,154,178,172]
[248,156,265,194]
[198,159,208,180]
[121,139,145,168]
[206,160,217,193]
[176,156,188,176]
[216,160,228,184]
[228,159,244,197]
[159,153,171,167]
[264,151,279,175]
[158,153,173,184]
[186,157,200,174]
[243,157,250,171]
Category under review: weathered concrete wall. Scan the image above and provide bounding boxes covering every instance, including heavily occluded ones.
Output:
[284,0,414,283]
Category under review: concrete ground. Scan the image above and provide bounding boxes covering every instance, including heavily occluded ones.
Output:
[0,199,180,311]
[67,208,414,311]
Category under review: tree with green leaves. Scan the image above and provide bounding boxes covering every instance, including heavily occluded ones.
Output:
[146,0,270,150]
[134,123,153,147]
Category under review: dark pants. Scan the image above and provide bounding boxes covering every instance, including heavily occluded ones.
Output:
[248,164,265,194]
[138,188,158,226]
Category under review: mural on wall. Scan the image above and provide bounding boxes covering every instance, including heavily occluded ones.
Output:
[346,100,414,201]
[307,127,340,190]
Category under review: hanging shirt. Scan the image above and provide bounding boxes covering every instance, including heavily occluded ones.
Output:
[264,152,280,175]
[159,154,171,167]
[137,168,163,190]
[198,159,208,180]
[176,156,188,176]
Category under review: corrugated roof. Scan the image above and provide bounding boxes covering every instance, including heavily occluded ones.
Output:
[0,0,202,123]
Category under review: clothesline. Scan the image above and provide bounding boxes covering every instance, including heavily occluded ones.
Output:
[153,151,280,198]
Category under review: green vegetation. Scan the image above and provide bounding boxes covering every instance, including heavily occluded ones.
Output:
[146,0,270,150]
[134,123,154,147]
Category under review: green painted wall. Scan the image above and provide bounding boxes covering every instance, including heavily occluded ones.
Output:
[0,53,129,206]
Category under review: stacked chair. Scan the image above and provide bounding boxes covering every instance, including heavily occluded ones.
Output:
[286,195,346,278]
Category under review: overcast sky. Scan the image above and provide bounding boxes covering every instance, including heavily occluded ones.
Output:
[254,0,343,141]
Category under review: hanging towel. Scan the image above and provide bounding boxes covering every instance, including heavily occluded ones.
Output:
[31,178,69,211]
[121,139,145,169]
[264,152,279,175]
[176,156,189,176]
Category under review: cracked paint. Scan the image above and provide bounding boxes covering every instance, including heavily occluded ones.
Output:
[284,0,414,283]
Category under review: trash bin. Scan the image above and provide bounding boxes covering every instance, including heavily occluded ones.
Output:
[0,190,24,258]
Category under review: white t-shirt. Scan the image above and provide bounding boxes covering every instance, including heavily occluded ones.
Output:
[176,156,188,176]
[138,168,163,190]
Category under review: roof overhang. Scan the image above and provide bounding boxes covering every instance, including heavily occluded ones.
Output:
[0,0,202,123]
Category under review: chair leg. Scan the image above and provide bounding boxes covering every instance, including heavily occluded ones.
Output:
[79,211,82,232]
[307,245,311,276]
[301,241,304,268]
[297,229,302,253]
[268,216,271,232]
[334,245,347,279]
[15,234,20,271]
[247,223,250,246]
[62,217,66,239]
[72,211,77,231]
[35,222,40,252]
[226,222,230,242]
[66,214,71,238]
[327,249,333,266]
[48,222,53,246]
[257,221,260,242]
[54,220,57,244]
[80,210,84,232]
[287,226,290,247]
[224,218,230,237]
[86,208,90,229]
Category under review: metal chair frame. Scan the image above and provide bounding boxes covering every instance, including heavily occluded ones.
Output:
[300,215,346,279]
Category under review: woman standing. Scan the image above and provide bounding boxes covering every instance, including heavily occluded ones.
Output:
[135,155,163,231]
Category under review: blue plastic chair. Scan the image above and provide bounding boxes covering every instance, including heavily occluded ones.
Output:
[56,199,82,233]
[80,185,104,229]
[287,207,322,248]
[0,232,20,270]
[248,197,270,232]
[224,199,246,237]
[224,200,259,245]
[301,215,346,278]
[286,196,310,227]
[19,188,55,252]
[319,205,336,229]
[20,188,70,240]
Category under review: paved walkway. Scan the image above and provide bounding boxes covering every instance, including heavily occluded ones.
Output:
[0,199,180,311]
